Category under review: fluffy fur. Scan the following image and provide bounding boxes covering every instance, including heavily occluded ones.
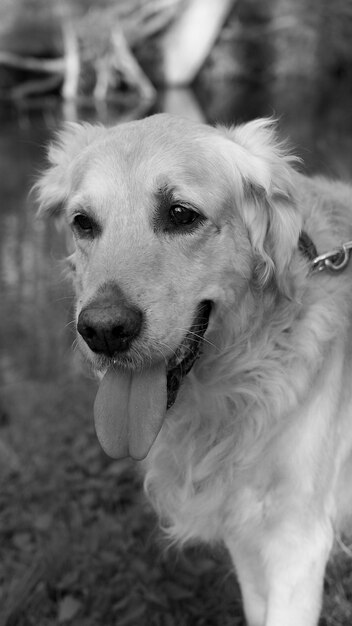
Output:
[36,113,352,626]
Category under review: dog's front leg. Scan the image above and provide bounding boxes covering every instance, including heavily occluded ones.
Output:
[226,514,334,626]
[225,541,266,626]
[263,519,333,626]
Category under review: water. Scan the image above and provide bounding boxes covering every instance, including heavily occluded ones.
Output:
[0,79,352,412]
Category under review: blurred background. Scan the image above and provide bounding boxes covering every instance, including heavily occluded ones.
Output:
[0,1,352,624]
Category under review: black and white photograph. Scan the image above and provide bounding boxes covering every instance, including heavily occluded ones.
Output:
[1,1,352,624]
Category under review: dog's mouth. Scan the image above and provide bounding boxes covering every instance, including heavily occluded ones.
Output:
[166,301,212,409]
[94,301,212,461]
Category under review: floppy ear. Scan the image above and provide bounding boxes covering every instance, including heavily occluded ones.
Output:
[217,118,302,288]
[35,123,104,217]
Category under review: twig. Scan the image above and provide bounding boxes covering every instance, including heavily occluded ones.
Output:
[0,51,64,73]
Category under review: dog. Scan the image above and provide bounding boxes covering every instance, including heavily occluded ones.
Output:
[36,114,352,626]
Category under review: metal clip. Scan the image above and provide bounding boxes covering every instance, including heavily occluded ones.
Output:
[311,241,352,274]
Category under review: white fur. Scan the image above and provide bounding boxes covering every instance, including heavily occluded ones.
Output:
[36,114,352,626]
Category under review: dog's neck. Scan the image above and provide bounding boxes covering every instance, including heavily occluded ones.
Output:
[298,231,318,264]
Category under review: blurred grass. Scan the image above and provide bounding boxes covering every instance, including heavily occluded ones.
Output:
[0,375,246,626]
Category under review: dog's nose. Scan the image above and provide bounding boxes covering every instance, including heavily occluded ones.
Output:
[77,300,143,355]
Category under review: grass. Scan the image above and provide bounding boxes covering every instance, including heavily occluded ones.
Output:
[0,376,246,626]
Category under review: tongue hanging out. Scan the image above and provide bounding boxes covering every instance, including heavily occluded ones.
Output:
[93,301,212,461]
[94,362,167,461]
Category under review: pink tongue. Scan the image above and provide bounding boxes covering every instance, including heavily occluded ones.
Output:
[94,363,167,461]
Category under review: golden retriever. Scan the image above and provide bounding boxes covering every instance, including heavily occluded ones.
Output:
[36,114,352,626]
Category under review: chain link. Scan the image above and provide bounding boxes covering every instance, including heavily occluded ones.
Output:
[311,241,352,274]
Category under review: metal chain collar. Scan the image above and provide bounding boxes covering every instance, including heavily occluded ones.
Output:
[311,241,352,274]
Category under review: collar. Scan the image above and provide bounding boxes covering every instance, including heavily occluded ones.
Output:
[299,231,352,274]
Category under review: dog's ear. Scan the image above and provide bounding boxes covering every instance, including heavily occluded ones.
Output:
[35,123,104,217]
[217,118,302,288]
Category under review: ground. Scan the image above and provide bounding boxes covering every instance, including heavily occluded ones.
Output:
[0,374,246,626]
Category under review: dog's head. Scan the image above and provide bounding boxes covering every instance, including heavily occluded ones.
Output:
[36,114,301,460]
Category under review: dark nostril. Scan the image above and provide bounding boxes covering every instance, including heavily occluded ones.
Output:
[112,325,127,339]
[83,325,97,340]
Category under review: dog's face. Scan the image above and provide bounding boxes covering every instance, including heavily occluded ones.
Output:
[37,114,301,460]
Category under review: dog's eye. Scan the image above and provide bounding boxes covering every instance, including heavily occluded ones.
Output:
[169,205,201,227]
[72,213,95,237]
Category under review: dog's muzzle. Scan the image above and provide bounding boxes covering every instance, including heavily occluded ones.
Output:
[90,298,212,462]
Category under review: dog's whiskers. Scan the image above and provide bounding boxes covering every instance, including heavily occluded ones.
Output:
[174,328,219,352]
[53,295,75,303]
[152,339,178,360]
[64,319,76,330]
[71,337,79,352]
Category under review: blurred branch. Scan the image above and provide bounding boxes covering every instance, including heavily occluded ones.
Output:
[0,0,236,103]
[0,0,184,103]
[159,0,234,85]
[61,16,80,101]
[0,51,64,73]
